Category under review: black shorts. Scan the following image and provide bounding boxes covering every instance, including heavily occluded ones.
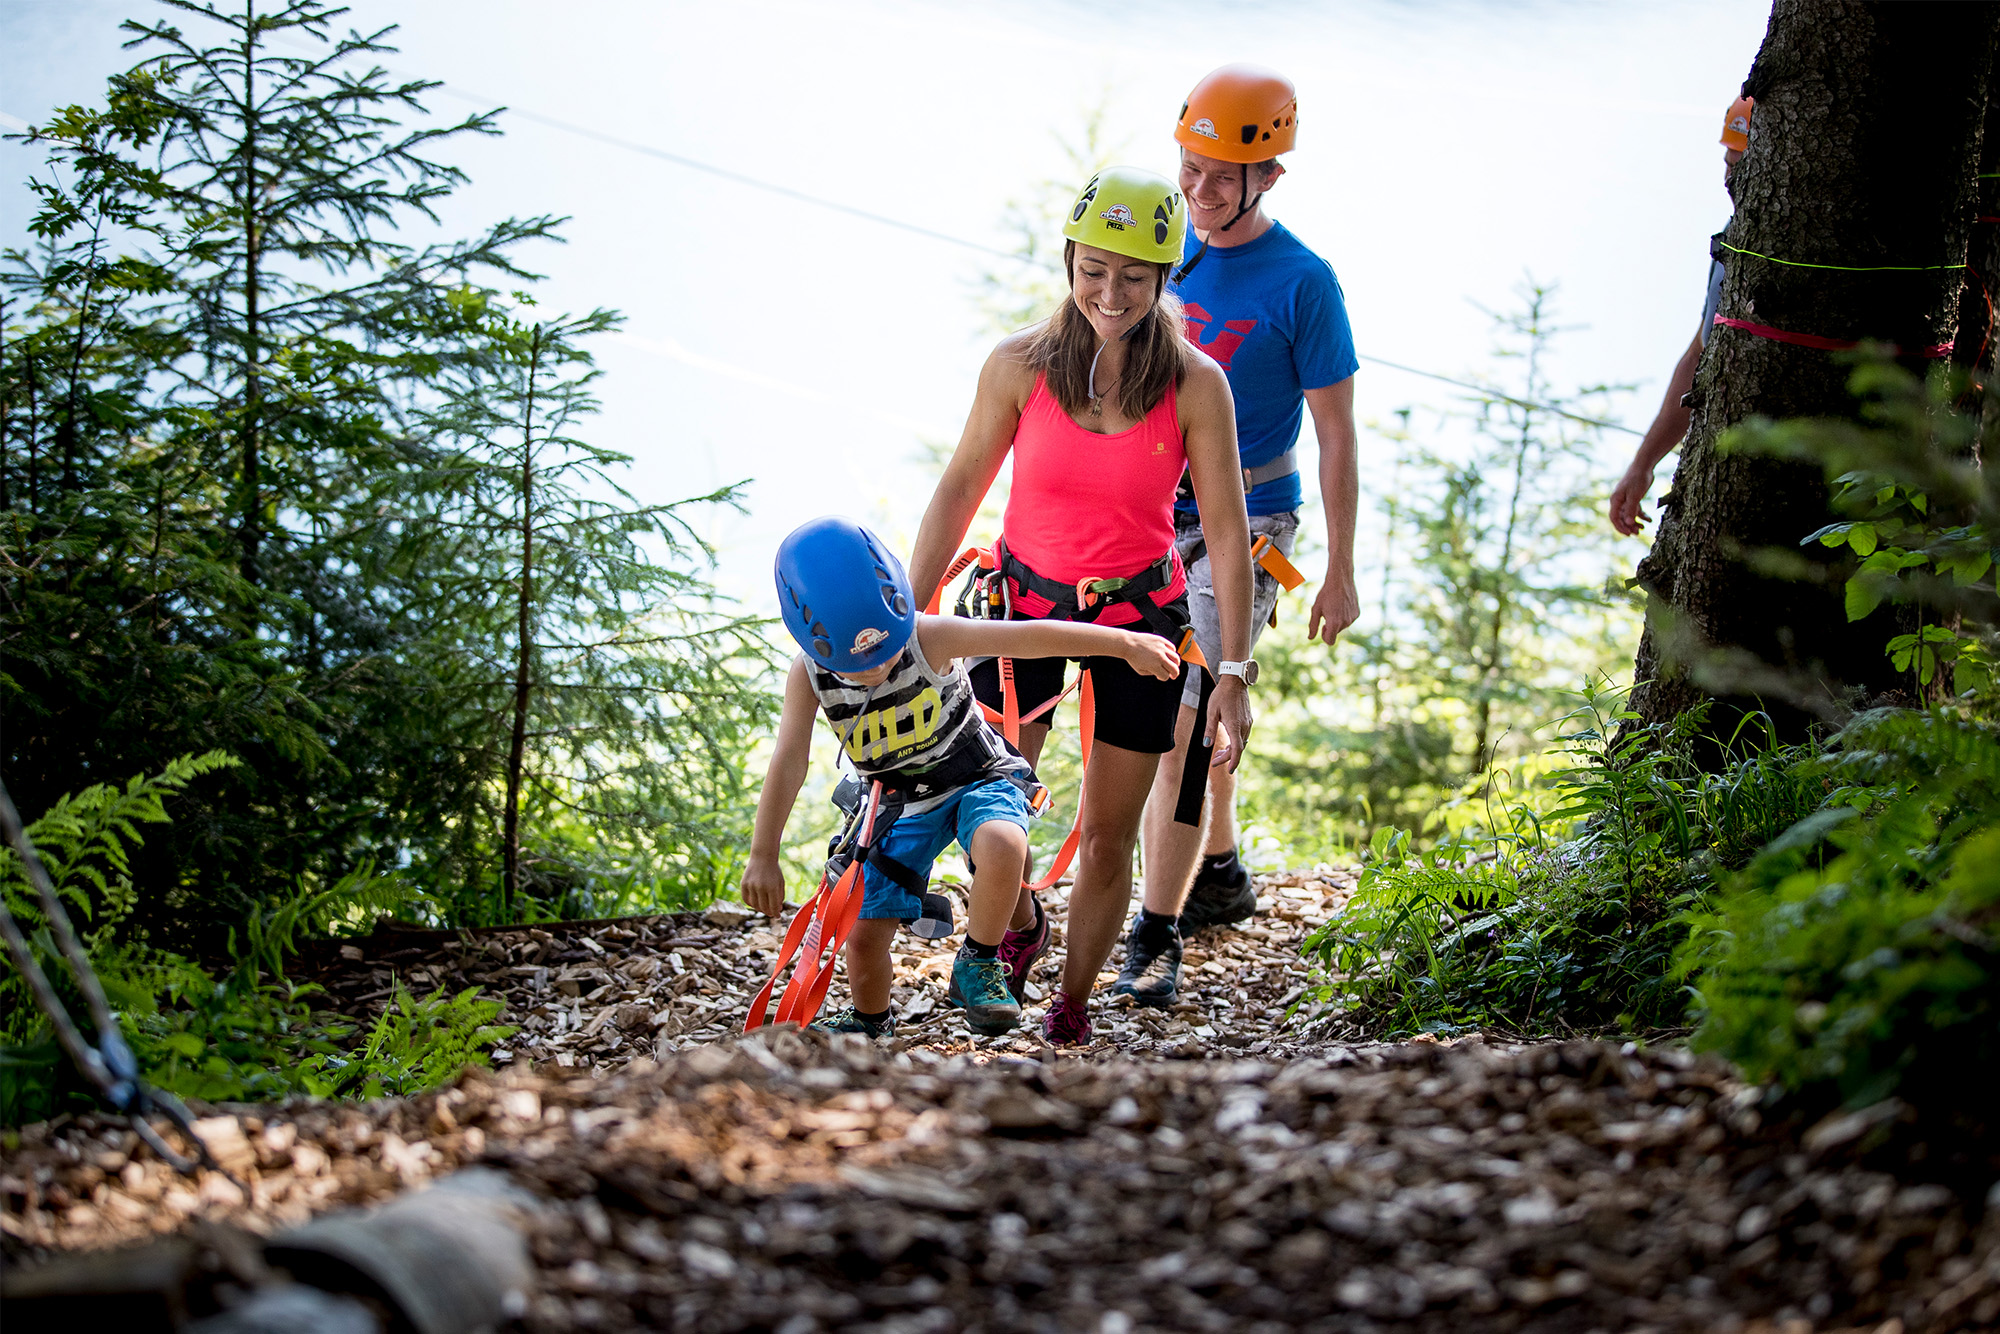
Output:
[968,628,1190,755]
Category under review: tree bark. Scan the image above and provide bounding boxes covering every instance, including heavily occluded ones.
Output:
[1630,0,1998,738]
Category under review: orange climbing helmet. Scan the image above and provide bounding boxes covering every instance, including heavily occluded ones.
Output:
[1174,63,1298,163]
[1720,95,1755,151]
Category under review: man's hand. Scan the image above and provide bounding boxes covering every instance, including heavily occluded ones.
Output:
[741,857,786,917]
[1206,676,1255,772]
[1609,460,1654,536]
[1121,631,1183,681]
[1308,571,1361,646]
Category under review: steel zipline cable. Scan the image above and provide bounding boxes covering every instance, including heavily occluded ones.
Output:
[5,71,1643,435]
[417,83,1644,437]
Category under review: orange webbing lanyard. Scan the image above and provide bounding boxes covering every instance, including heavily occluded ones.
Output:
[743,781,884,1031]
[1250,533,1306,626]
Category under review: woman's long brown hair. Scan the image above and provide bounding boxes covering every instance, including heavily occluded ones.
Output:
[1024,241,1191,423]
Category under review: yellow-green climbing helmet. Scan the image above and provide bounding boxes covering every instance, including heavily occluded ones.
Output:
[1061,166,1187,266]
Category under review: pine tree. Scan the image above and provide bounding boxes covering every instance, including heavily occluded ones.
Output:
[402,291,773,921]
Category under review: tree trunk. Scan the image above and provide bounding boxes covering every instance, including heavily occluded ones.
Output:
[1630,0,1998,738]
[238,12,262,594]
[502,324,543,915]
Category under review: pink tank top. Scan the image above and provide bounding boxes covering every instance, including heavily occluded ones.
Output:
[1002,374,1188,626]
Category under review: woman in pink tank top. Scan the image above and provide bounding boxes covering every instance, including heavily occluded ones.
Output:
[909,167,1255,1047]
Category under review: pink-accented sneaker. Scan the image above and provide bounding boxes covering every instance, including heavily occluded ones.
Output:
[998,896,1051,1002]
[1041,990,1092,1046]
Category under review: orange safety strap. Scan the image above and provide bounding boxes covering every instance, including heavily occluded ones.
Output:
[924,545,991,615]
[743,781,883,1031]
[1251,534,1306,591]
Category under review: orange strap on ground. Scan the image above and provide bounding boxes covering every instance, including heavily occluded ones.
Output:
[1251,534,1306,591]
[743,781,883,1031]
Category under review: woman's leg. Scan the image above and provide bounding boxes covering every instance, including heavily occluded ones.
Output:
[1057,740,1163,1001]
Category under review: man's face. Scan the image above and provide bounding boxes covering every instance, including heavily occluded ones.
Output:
[1723,145,1743,186]
[1180,149,1268,232]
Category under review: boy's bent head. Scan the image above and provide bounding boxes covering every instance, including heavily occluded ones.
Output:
[774,516,917,675]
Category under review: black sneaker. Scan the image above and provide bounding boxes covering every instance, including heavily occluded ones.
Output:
[1112,916,1182,1008]
[1180,854,1256,933]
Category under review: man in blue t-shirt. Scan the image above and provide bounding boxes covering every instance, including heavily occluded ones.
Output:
[1115,64,1360,1009]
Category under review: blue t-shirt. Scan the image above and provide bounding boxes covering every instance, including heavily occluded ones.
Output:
[1170,221,1358,517]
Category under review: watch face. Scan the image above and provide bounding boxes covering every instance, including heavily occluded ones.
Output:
[1244,659,1260,685]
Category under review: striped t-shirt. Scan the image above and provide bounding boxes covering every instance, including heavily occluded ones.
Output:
[807,633,1032,814]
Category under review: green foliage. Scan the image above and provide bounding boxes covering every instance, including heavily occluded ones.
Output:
[1684,707,2000,1109]
[1305,684,1825,1037]
[1735,355,1999,699]
[1,757,509,1123]
[295,982,514,1101]
[1681,357,2000,1110]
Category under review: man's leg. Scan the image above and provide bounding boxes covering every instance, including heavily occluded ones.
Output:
[1204,762,1238,856]
[1139,702,1209,916]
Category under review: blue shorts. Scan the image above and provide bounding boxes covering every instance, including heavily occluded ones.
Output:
[859,779,1033,920]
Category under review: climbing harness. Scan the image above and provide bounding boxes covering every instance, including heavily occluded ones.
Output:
[0,779,231,1181]
[744,779,885,1031]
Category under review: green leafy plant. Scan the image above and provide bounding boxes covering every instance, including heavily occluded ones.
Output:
[1683,707,2000,1109]
[1,756,509,1122]
[1305,683,1825,1037]
[296,981,514,1101]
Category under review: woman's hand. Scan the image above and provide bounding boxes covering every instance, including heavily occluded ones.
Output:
[1207,676,1254,772]
[741,857,787,917]
[1121,631,1182,681]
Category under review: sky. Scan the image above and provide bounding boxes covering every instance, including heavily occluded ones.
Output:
[1,0,1774,616]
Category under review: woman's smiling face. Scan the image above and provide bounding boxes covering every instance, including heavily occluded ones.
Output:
[1070,243,1160,342]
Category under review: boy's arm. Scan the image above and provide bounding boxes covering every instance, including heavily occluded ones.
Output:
[917,614,1181,680]
[741,658,820,916]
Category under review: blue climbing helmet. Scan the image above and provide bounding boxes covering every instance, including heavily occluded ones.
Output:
[774,517,917,674]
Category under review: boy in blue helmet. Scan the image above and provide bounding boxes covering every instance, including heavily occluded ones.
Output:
[744,516,1182,1039]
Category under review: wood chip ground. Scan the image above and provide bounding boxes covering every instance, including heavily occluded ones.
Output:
[5,872,1998,1332]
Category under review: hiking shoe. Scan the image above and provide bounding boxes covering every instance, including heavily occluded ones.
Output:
[1112,916,1182,1008]
[998,896,1051,1002]
[1041,991,1093,1046]
[1179,856,1257,933]
[809,1006,896,1040]
[947,951,1022,1036]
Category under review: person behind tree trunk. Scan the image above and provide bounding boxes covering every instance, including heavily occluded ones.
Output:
[742,517,1181,1040]
[1121,64,1363,1010]
[1609,95,1753,537]
[908,166,1255,1047]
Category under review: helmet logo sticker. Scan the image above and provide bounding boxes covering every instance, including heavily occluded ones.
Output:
[1190,117,1219,140]
[1728,115,1749,135]
[852,627,889,656]
[1099,203,1136,230]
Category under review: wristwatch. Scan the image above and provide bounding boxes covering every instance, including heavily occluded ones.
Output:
[1216,658,1259,686]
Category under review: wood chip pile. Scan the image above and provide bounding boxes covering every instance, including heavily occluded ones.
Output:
[5,1031,1996,1332]
[303,871,1359,1068]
